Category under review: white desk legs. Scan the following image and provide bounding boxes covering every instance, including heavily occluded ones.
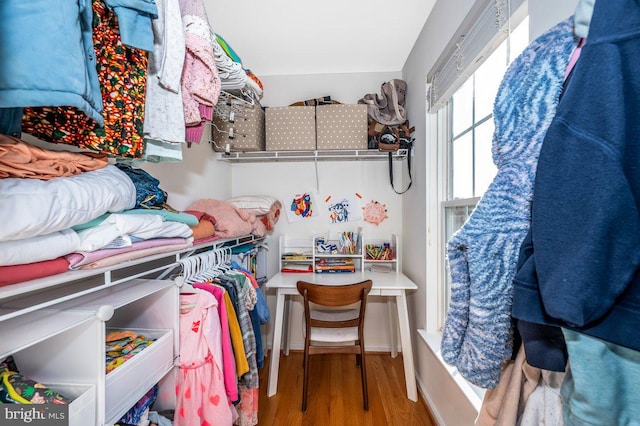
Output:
[268,290,286,397]
[283,296,291,356]
[388,299,398,358]
[396,291,418,401]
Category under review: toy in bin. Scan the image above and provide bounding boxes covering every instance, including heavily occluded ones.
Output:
[315,237,337,254]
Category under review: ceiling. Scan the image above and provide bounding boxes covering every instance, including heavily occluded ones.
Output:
[204,0,436,77]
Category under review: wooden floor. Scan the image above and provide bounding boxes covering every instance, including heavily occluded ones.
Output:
[258,351,436,426]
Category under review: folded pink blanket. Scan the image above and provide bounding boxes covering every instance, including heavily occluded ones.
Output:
[258,200,282,231]
[65,237,188,269]
[0,134,108,180]
[187,199,266,238]
[77,239,193,270]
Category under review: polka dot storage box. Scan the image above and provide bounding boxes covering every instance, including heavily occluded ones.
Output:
[316,104,367,150]
[265,106,317,151]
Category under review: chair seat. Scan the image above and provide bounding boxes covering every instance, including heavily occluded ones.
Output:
[310,308,359,321]
[308,309,360,342]
[310,326,359,343]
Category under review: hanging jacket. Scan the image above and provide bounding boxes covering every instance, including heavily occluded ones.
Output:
[440,17,577,389]
[0,0,103,126]
[512,0,640,359]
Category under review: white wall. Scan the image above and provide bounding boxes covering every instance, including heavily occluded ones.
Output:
[141,128,233,210]
[259,71,402,106]
[402,2,479,423]
[401,1,579,424]
[233,71,409,351]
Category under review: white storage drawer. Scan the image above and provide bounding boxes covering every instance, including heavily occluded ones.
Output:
[45,383,96,426]
[105,328,174,424]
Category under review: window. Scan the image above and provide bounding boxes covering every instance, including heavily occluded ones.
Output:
[439,17,530,325]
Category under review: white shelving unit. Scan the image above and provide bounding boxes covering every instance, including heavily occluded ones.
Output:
[279,236,314,272]
[215,148,409,163]
[363,233,399,272]
[0,234,267,426]
[279,233,399,273]
[1,279,177,426]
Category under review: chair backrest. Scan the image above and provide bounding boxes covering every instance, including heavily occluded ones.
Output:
[296,280,372,330]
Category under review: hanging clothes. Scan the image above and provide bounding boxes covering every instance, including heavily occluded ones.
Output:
[440,17,577,389]
[178,0,221,144]
[512,0,640,422]
[142,0,188,163]
[177,291,235,426]
[226,272,259,426]
[193,282,239,403]
[0,0,104,129]
[513,0,640,362]
[22,0,149,158]
[560,330,640,425]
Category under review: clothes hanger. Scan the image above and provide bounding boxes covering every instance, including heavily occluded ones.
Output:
[200,251,220,282]
[178,256,194,285]
[219,247,233,273]
[175,273,207,310]
[220,90,255,107]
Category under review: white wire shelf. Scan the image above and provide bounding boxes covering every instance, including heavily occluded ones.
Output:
[215,148,409,163]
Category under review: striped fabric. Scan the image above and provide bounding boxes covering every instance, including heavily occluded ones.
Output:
[440,17,578,389]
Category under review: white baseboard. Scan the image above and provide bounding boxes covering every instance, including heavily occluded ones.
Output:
[416,373,446,426]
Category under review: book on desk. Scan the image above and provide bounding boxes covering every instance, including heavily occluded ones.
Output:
[314,258,356,273]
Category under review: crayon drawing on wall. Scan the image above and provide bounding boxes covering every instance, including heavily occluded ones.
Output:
[326,194,363,224]
[362,200,389,226]
[286,192,317,223]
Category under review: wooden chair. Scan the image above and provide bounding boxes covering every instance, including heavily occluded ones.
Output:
[296,280,373,413]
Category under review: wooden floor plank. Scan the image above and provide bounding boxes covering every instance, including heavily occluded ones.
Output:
[258,351,436,425]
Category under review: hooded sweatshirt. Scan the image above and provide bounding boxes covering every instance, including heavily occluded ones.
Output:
[440,17,577,389]
[512,0,640,362]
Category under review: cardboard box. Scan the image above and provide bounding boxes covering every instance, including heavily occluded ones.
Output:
[211,99,265,152]
[265,106,316,151]
[316,104,368,150]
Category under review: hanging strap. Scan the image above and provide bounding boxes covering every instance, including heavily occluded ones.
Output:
[388,145,412,194]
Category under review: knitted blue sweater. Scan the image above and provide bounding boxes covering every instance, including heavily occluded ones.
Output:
[440,17,577,389]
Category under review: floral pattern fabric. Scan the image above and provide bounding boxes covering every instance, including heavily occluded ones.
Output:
[22,0,148,158]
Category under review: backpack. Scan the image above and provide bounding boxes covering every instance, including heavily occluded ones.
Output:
[358,79,407,126]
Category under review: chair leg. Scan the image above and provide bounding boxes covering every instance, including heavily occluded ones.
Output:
[355,340,361,367]
[360,348,369,411]
[302,347,310,413]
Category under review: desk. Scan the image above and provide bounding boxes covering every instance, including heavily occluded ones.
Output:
[265,270,418,401]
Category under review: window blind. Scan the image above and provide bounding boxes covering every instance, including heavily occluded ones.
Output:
[427,0,527,113]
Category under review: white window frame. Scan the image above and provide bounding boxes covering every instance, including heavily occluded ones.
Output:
[424,4,529,334]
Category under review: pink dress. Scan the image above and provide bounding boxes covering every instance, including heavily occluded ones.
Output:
[176,292,234,426]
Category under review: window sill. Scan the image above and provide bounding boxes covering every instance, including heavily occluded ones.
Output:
[417,329,485,412]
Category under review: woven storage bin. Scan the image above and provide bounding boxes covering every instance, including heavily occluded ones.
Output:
[265,106,316,151]
[316,104,367,150]
[211,95,265,152]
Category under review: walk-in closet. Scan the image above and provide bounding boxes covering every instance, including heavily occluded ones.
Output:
[1,0,638,425]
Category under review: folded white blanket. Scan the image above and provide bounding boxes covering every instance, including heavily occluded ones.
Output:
[0,165,136,242]
[76,214,192,252]
[0,229,80,266]
[0,214,193,266]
